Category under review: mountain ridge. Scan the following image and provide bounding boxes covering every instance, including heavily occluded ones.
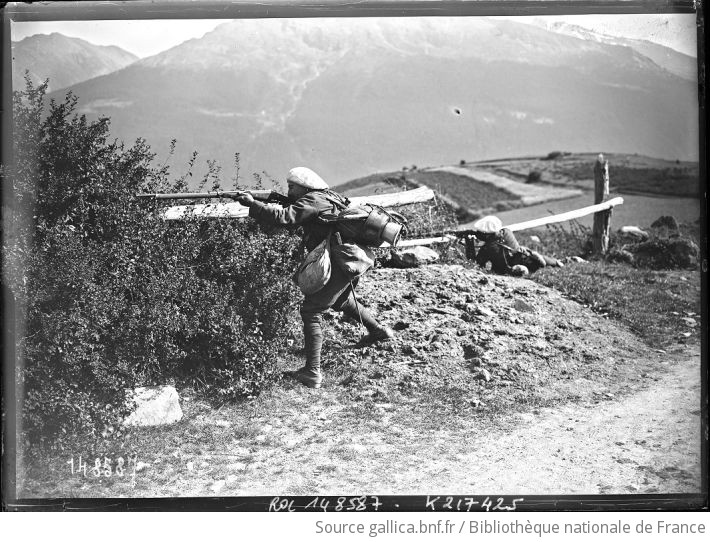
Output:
[46,18,698,186]
[527,20,697,81]
[12,33,139,92]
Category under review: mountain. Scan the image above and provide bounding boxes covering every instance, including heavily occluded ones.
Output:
[49,18,698,186]
[12,33,138,91]
[528,20,697,82]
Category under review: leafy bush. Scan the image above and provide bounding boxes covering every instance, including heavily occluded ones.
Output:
[398,200,458,239]
[529,220,593,259]
[4,78,300,452]
[527,169,542,183]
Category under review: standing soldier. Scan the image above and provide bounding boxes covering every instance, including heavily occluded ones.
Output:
[235,167,393,389]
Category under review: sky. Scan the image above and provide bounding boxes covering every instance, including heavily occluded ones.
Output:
[10,13,698,58]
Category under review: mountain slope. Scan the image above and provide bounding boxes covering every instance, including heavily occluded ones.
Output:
[528,20,697,82]
[49,18,698,186]
[12,33,138,91]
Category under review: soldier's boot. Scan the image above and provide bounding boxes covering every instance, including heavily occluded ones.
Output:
[530,251,548,269]
[287,312,323,389]
[291,367,322,389]
[340,296,394,343]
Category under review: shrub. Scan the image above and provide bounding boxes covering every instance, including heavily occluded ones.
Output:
[537,220,593,258]
[4,78,300,453]
[397,200,458,239]
[527,169,542,183]
[627,237,699,269]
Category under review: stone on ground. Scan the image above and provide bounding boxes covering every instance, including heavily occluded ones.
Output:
[390,246,439,268]
[618,225,649,240]
[514,299,536,313]
[123,385,183,427]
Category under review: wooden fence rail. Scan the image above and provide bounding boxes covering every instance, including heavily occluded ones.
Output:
[377,196,624,248]
[505,196,624,233]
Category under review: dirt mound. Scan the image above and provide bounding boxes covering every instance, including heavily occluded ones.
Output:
[313,264,651,414]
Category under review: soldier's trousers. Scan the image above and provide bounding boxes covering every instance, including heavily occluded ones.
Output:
[299,262,380,371]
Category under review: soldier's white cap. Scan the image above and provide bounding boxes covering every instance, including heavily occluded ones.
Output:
[287,167,329,190]
[472,215,503,234]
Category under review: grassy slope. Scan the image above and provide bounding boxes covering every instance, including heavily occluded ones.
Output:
[534,263,701,348]
[533,220,702,348]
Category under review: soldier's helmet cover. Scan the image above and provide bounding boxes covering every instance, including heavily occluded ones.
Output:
[287,167,329,190]
[473,215,503,234]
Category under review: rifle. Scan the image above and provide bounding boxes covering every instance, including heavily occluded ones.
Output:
[136,189,290,206]
[424,228,525,260]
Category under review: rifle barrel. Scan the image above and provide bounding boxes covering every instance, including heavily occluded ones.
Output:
[136,190,276,200]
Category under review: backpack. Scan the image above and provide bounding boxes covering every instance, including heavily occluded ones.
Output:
[317,190,407,247]
[296,235,331,295]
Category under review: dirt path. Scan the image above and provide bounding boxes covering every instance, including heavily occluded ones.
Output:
[214,348,701,497]
[393,350,702,495]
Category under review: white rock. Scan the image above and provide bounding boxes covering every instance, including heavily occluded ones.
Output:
[476,368,492,382]
[210,480,226,492]
[123,386,183,427]
[475,306,497,318]
[391,246,440,268]
[529,235,541,243]
[619,225,649,240]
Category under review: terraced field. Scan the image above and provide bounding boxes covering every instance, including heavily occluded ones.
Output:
[338,153,699,226]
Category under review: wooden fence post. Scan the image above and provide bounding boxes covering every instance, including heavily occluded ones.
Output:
[592,153,611,254]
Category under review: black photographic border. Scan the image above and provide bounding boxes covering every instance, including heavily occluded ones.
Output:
[1,0,706,512]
